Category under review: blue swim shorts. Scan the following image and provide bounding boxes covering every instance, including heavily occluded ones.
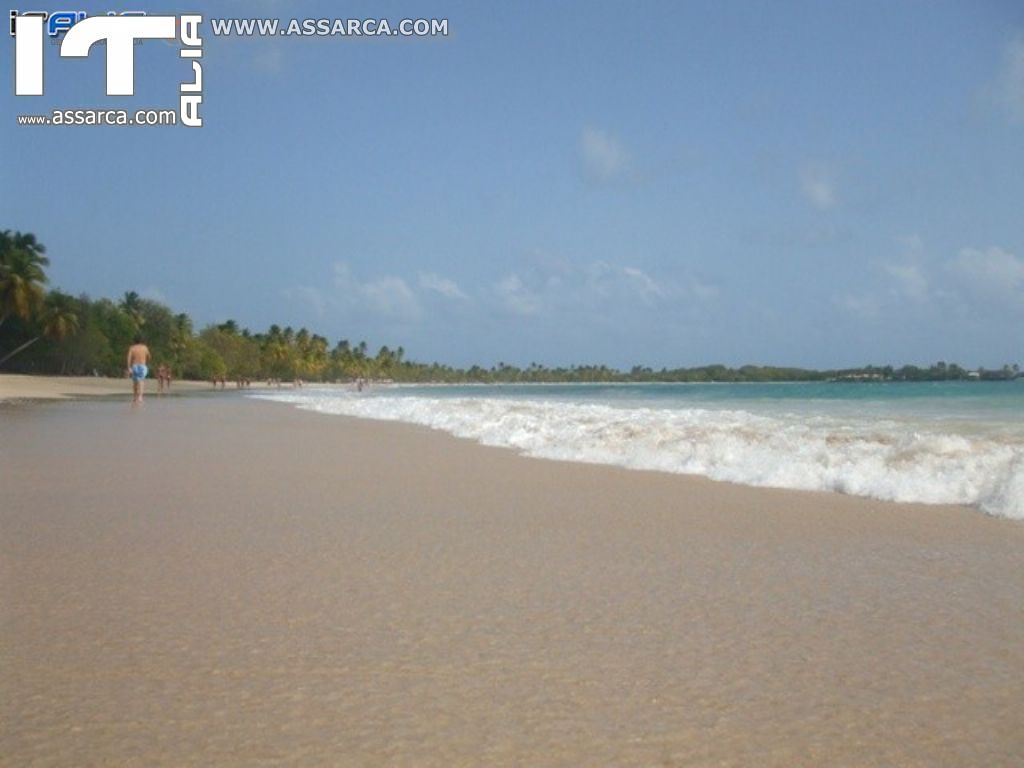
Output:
[130,364,148,381]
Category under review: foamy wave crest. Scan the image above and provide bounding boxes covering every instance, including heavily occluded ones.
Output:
[253,391,1024,520]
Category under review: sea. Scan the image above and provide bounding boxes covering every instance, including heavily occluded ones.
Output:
[252,381,1024,520]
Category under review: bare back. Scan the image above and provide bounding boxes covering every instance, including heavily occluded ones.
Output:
[127,344,150,366]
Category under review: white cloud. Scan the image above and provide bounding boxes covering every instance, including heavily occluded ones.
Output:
[954,246,1024,304]
[300,258,713,326]
[883,262,930,301]
[800,165,836,210]
[493,260,712,318]
[495,274,543,316]
[993,34,1024,123]
[838,244,1023,324]
[580,127,631,182]
[362,276,419,316]
[622,266,666,304]
[418,271,468,300]
[837,293,882,320]
[334,262,420,318]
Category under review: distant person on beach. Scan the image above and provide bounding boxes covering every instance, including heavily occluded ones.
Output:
[156,363,169,394]
[126,335,150,404]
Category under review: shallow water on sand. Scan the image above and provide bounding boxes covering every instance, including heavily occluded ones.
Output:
[3,398,1023,766]
[256,381,1024,520]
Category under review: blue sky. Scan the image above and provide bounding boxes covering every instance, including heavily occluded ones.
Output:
[3,0,1023,369]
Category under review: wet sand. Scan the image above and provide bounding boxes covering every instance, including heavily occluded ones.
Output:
[2,397,1022,767]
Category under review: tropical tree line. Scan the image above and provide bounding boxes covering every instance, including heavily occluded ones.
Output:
[1,230,1020,384]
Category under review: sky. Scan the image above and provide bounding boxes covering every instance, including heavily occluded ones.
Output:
[2,0,1023,369]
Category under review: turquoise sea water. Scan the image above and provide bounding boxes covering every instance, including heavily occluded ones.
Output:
[383,380,1023,422]
[256,381,1024,519]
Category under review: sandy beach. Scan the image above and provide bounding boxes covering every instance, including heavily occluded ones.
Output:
[2,395,1022,767]
[0,374,219,401]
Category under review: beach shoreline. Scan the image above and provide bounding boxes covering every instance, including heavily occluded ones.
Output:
[0,373,222,402]
[3,396,1022,766]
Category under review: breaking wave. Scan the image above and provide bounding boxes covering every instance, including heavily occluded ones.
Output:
[253,389,1024,520]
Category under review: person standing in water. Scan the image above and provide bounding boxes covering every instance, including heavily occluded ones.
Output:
[126,335,151,404]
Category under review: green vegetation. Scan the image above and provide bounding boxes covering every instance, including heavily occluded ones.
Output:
[1,231,1020,383]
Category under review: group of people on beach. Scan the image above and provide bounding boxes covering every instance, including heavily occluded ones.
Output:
[129,334,277,403]
[125,336,364,403]
[211,377,254,390]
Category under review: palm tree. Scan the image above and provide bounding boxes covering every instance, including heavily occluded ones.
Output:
[0,291,80,367]
[7,231,48,257]
[174,312,193,337]
[0,230,49,330]
[169,312,192,369]
[120,290,144,330]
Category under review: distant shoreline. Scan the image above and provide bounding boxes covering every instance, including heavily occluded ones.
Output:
[3,371,1022,406]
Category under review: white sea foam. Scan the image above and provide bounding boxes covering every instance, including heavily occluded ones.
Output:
[253,390,1024,520]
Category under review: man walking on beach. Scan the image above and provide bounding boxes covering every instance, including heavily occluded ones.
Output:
[126,335,151,404]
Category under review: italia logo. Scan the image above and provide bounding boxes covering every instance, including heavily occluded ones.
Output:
[11,10,204,127]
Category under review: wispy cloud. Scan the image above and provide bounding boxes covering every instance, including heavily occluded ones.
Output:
[838,242,1023,323]
[841,258,931,321]
[495,274,544,316]
[882,262,930,301]
[836,293,882,321]
[800,165,836,210]
[294,257,713,327]
[493,260,713,318]
[622,266,666,304]
[881,234,930,302]
[362,277,419,316]
[334,262,421,318]
[418,271,468,300]
[954,246,1024,308]
[580,126,631,182]
[992,33,1024,123]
